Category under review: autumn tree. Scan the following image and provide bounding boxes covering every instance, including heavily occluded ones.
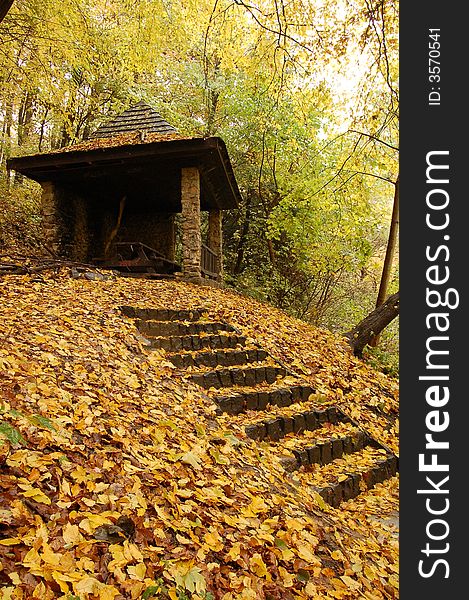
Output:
[1,0,399,373]
[345,290,399,357]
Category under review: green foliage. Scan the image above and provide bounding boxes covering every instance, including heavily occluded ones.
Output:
[141,580,167,599]
[28,414,56,431]
[0,421,26,446]
[363,318,399,378]
[0,180,42,251]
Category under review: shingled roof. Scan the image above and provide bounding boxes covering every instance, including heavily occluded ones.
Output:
[88,100,178,139]
[8,102,242,210]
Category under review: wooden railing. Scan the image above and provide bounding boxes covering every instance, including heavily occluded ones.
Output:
[201,243,218,279]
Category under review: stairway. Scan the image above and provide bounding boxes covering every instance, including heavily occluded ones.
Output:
[121,306,398,507]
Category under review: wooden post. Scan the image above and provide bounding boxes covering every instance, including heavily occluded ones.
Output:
[208,208,223,281]
[181,167,201,280]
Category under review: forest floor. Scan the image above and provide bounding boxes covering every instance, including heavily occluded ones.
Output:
[0,269,399,600]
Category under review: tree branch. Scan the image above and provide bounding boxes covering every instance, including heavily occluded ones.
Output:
[348,129,399,152]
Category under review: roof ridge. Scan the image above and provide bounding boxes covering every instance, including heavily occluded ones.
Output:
[88,101,177,140]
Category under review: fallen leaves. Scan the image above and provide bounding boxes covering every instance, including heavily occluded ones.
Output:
[0,270,399,598]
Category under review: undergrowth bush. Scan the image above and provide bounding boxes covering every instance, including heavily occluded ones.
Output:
[0,181,42,252]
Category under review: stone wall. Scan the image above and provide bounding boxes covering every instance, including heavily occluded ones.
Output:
[40,182,89,260]
[180,167,201,280]
[40,181,62,256]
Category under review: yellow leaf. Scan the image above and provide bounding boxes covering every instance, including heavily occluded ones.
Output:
[304,581,317,596]
[74,576,102,594]
[79,514,113,533]
[23,547,42,570]
[168,588,178,600]
[124,541,144,562]
[0,538,21,545]
[226,542,242,561]
[21,488,51,505]
[244,496,268,516]
[280,546,295,561]
[331,577,346,589]
[126,374,141,389]
[51,571,71,594]
[297,546,318,563]
[62,523,82,546]
[285,518,305,531]
[364,565,377,580]
[204,530,224,552]
[61,478,72,496]
[184,566,207,594]
[351,561,363,573]
[8,572,21,585]
[340,575,361,591]
[41,543,62,567]
[127,562,146,580]
[250,553,269,579]
[181,451,202,470]
[98,586,120,600]
[32,582,47,599]
[278,566,294,587]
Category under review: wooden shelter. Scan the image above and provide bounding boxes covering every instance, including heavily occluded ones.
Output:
[7,101,242,283]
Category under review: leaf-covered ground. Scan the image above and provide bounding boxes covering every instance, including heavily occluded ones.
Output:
[0,271,398,599]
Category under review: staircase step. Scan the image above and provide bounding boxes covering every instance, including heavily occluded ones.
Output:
[244,406,345,440]
[150,333,247,352]
[168,348,269,369]
[121,306,206,321]
[215,384,316,414]
[291,430,371,467]
[189,365,287,389]
[314,453,399,507]
[137,320,236,337]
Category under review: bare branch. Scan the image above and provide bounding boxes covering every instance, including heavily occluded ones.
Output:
[348,129,399,152]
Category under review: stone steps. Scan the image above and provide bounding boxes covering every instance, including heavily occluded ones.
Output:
[121,305,399,507]
[304,448,398,508]
[168,348,269,369]
[149,333,247,352]
[214,384,316,415]
[137,319,236,337]
[121,306,207,321]
[188,364,287,390]
[292,430,373,467]
[244,406,345,440]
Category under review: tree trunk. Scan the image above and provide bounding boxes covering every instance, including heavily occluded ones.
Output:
[233,190,253,275]
[369,175,399,346]
[345,291,399,357]
[3,99,13,191]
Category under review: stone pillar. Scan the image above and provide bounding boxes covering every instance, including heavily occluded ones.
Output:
[208,208,223,281]
[40,181,62,256]
[181,167,201,280]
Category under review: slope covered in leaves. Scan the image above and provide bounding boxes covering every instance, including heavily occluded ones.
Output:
[0,271,398,600]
